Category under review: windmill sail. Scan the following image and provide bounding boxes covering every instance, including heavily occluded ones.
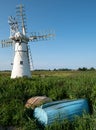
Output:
[1,39,13,48]
[16,4,27,35]
[29,30,55,42]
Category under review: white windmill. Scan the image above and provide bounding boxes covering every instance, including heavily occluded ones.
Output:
[0,4,54,79]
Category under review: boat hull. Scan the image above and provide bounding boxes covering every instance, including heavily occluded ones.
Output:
[34,99,90,125]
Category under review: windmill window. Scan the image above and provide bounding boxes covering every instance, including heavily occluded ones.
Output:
[20,61,23,65]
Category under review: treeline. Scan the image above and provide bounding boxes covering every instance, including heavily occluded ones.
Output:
[34,67,96,71]
[0,67,96,72]
[54,67,96,71]
[56,67,96,71]
[77,67,95,71]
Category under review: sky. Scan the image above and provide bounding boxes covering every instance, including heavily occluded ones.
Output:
[0,0,96,70]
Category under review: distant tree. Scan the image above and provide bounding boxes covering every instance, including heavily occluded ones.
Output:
[54,68,57,71]
[78,67,88,71]
[89,67,95,71]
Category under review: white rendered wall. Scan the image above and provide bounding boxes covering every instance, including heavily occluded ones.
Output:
[11,42,31,78]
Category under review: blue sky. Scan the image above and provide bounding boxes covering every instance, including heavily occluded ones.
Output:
[0,0,96,70]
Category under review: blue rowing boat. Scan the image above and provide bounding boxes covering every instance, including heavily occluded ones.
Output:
[34,99,90,125]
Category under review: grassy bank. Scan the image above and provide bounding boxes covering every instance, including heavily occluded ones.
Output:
[0,70,96,129]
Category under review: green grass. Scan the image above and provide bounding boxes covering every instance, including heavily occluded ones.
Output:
[0,70,96,130]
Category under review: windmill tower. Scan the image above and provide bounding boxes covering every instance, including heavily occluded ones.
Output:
[0,4,54,78]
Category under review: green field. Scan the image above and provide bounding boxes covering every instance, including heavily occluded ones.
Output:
[0,70,96,130]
